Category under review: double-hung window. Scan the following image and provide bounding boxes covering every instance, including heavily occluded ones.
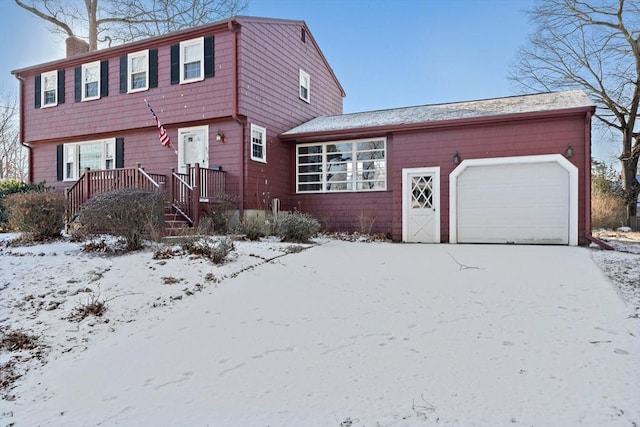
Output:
[181,37,204,83]
[299,69,310,103]
[82,61,101,101]
[63,138,116,180]
[250,124,267,163]
[41,71,58,107]
[297,138,386,193]
[128,50,149,92]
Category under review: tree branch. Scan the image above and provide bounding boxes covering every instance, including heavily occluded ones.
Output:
[14,0,74,37]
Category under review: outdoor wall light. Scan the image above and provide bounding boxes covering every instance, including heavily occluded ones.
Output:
[453,151,461,165]
[565,145,574,158]
[216,129,225,142]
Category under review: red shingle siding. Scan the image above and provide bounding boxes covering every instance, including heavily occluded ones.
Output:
[289,113,590,242]
[390,116,588,241]
[291,192,393,235]
[31,143,58,189]
[34,120,242,194]
[19,18,346,214]
[237,20,344,210]
[21,30,235,144]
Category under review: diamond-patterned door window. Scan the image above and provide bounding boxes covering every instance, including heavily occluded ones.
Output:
[411,176,433,209]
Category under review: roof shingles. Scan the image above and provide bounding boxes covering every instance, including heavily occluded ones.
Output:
[283,90,594,136]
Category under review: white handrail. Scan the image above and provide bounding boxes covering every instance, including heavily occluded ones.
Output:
[172,172,193,190]
[138,167,160,189]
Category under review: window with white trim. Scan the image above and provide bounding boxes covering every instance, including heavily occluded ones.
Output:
[63,138,115,180]
[82,61,100,101]
[297,138,387,193]
[128,50,149,92]
[250,124,267,163]
[299,69,310,103]
[180,37,204,83]
[41,71,58,107]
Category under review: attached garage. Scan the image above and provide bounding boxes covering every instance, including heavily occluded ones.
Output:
[449,155,578,245]
[283,90,594,245]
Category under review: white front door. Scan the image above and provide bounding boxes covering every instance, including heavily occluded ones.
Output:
[178,125,209,173]
[402,167,440,243]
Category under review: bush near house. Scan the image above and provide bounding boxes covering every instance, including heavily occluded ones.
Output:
[75,189,164,251]
[5,190,65,241]
[592,192,627,230]
[200,193,238,234]
[591,160,627,230]
[239,215,269,241]
[0,180,49,231]
[274,211,320,243]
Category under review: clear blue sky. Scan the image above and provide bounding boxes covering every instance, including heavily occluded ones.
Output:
[0,0,617,162]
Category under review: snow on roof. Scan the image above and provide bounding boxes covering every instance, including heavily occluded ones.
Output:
[283,90,594,136]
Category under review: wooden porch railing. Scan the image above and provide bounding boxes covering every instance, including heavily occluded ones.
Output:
[188,164,225,200]
[66,162,225,229]
[169,163,226,227]
[66,163,166,221]
[170,171,198,227]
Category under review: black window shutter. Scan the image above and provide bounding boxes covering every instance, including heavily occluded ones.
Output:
[100,60,109,97]
[56,144,64,181]
[204,36,214,78]
[149,49,158,88]
[34,74,41,108]
[58,69,65,104]
[170,44,179,85]
[74,66,82,102]
[115,138,125,168]
[119,55,128,93]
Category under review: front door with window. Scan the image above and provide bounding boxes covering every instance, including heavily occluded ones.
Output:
[178,125,209,173]
[402,167,440,243]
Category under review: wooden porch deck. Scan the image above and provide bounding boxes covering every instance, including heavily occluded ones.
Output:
[66,163,225,229]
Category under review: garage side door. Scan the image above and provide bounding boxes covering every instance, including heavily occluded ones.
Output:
[456,162,569,244]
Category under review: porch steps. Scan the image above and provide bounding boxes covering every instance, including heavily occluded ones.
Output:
[163,208,193,237]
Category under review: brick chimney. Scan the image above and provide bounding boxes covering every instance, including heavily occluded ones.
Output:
[66,36,90,57]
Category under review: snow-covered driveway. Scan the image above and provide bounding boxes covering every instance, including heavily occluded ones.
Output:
[6,241,640,426]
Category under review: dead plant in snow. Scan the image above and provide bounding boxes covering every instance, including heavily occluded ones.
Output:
[0,328,39,351]
[67,293,107,322]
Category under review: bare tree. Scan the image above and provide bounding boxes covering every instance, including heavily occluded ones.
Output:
[0,93,27,181]
[14,0,249,51]
[510,0,640,222]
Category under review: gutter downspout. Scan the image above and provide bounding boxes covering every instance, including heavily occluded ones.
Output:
[585,109,593,242]
[228,19,245,217]
[15,75,33,183]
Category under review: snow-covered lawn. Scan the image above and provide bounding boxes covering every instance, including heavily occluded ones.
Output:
[1,233,639,426]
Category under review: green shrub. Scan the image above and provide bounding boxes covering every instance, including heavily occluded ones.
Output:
[5,190,65,240]
[75,189,164,251]
[239,215,268,240]
[0,180,49,230]
[274,211,320,243]
[200,193,238,234]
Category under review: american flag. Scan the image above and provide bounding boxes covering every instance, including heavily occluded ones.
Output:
[144,99,173,148]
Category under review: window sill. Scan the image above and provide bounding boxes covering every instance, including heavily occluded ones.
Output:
[127,87,149,94]
[180,77,204,85]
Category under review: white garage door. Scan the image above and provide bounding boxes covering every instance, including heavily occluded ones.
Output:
[454,159,571,245]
